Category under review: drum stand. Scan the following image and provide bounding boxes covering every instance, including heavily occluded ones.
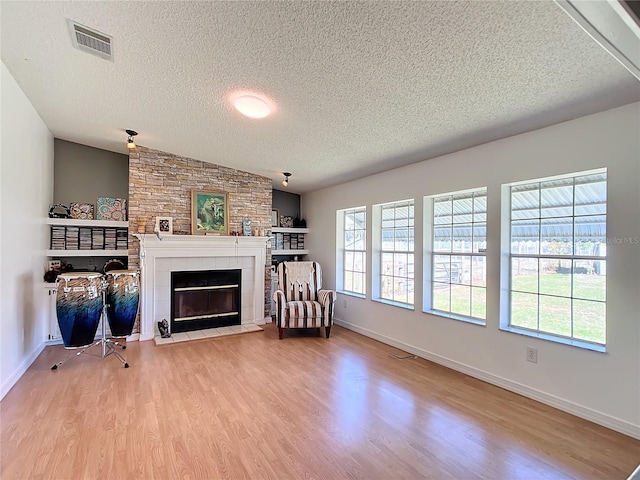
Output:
[51,286,130,370]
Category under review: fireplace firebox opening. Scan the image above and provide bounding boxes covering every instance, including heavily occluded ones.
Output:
[171,269,241,333]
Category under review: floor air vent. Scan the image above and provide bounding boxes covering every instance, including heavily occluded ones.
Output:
[67,20,113,61]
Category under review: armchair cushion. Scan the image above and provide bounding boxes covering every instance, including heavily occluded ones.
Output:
[284,301,325,328]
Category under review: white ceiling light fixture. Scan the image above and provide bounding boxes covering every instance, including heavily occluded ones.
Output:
[229,90,275,119]
[233,95,271,118]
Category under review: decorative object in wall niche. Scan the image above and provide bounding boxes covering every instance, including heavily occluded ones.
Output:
[155,216,173,235]
[280,215,293,228]
[48,260,62,271]
[293,217,307,228]
[96,197,127,221]
[243,219,252,236]
[49,204,70,218]
[191,189,229,235]
[70,202,94,220]
[103,258,125,273]
[44,260,66,282]
[271,208,279,227]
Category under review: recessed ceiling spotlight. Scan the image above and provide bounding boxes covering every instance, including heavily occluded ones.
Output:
[229,91,275,119]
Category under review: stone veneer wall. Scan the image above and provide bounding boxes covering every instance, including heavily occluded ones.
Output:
[128,146,272,328]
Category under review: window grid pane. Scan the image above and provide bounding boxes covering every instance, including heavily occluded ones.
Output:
[509,172,607,345]
[343,207,366,295]
[380,201,414,305]
[430,189,487,320]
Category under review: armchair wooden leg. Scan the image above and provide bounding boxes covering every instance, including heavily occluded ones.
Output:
[325,326,331,338]
[278,328,284,340]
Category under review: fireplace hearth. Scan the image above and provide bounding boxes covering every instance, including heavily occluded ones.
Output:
[171,269,241,333]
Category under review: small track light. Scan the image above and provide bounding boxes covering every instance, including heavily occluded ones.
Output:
[282,172,291,187]
[126,129,138,149]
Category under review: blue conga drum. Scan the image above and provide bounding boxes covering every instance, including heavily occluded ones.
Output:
[56,272,104,348]
[105,270,140,338]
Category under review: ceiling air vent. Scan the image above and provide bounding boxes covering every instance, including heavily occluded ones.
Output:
[67,20,113,61]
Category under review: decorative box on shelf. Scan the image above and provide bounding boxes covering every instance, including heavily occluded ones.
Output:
[96,197,127,221]
[69,202,95,220]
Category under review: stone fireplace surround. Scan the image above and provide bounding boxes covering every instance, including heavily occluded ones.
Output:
[134,234,268,341]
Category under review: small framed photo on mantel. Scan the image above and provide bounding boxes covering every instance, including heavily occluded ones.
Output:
[271,208,279,227]
[155,217,173,235]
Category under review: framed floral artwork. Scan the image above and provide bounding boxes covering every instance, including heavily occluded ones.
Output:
[192,189,229,235]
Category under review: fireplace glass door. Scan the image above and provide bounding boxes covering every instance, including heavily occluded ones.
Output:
[171,269,241,333]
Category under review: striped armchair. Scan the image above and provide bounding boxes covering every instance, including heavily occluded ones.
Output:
[273,261,336,340]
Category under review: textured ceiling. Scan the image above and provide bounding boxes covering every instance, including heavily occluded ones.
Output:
[1,1,638,193]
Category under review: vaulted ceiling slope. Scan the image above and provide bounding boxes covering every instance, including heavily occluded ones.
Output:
[1,1,638,193]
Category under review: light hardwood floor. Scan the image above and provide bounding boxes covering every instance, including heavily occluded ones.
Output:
[2,324,638,479]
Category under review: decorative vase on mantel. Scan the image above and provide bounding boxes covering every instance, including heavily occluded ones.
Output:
[137,216,148,234]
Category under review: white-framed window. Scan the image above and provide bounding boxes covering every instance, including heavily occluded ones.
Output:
[424,188,487,322]
[373,199,415,307]
[504,170,607,347]
[336,206,366,295]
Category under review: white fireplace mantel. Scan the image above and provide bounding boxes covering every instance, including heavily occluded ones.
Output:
[134,234,269,341]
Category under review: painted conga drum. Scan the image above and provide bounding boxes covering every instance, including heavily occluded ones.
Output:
[105,270,140,338]
[56,272,104,348]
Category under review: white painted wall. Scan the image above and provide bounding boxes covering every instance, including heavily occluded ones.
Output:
[302,103,640,438]
[1,62,54,398]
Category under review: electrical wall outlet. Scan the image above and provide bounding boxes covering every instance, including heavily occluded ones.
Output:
[526,347,538,363]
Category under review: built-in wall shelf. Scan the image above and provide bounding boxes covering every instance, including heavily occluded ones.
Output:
[47,218,128,228]
[47,249,128,257]
[272,249,309,256]
[48,218,128,252]
[271,227,309,234]
[271,227,308,256]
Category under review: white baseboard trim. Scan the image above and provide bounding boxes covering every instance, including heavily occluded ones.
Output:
[0,342,46,400]
[335,318,640,440]
[126,333,140,342]
[139,332,155,342]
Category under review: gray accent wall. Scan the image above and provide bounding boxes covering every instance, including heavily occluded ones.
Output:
[52,139,129,271]
[272,189,300,220]
[53,139,129,207]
